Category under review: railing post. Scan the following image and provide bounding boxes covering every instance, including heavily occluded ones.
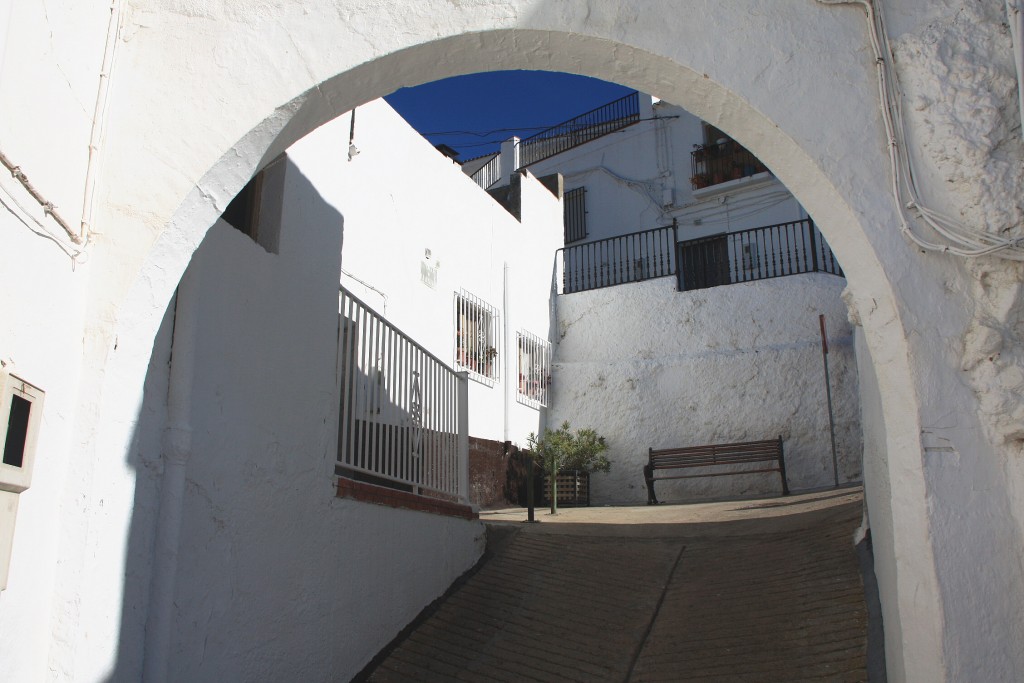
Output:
[555,248,565,295]
[501,137,520,184]
[808,217,820,273]
[457,370,470,504]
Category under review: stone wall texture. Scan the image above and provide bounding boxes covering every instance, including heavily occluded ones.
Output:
[550,275,860,504]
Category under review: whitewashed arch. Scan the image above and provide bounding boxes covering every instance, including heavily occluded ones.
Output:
[73,3,1022,681]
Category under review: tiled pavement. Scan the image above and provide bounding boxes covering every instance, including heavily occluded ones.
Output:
[362,489,869,682]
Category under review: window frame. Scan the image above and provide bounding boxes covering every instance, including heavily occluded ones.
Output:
[454,290,501,386]
[0,372,44,495]
[516,330,551,408]
[563,186,588,244]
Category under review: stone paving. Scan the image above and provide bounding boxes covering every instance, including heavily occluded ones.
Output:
[362,488,869,682]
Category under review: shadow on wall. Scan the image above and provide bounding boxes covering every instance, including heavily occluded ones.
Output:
[108,161,347,680]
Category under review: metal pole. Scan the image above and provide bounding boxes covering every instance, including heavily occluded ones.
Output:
[819,314,839,488]
[526,457,536,523]
[550,458,558,515]
[456,371,470,503]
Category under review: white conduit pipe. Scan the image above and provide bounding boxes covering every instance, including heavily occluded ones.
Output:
[80,0,123,241]
[817,0,1024,260]
[142,264,202,683]
[1009,0,1024,141]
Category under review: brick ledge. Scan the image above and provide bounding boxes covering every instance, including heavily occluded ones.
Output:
[336,478,478,520]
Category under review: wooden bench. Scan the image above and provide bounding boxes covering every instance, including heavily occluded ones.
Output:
[643,436,788,504]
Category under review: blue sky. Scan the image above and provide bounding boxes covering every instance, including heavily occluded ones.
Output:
[385,70,633,161]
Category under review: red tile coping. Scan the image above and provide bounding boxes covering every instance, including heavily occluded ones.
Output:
[336,477,479,520]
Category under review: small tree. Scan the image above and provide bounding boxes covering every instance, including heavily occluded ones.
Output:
[527,422,610,514]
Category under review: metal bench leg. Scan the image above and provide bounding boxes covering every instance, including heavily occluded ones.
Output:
[643,464,659,505]
[778,436,790,496]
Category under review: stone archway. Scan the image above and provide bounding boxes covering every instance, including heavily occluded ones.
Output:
[61,3,1021,681]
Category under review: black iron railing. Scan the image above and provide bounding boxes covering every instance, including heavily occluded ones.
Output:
[689,140,769,190]
[469,154,501,190]
[677,218,842,292]
[558,224,677,294]
[518,92,641,168]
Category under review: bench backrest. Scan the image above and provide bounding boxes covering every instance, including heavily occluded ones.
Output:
[649,438,782,470]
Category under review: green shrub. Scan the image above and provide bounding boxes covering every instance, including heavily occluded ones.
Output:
[527,422,609,513]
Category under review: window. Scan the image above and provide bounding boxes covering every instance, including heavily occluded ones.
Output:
[563,186,587,244]
[516,331,551,408]
[220,154,286,253]
[0,373,43,495]
[0,372,44,591]
[455,290,500,384]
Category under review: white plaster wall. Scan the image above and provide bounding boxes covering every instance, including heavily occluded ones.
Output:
[0,220,92,681]
[0,1,1021,681]
[159,184,485,681]
[855,325,908,682]
[290,99,562,447]
[551,275,859,504]
[0,3,113,681]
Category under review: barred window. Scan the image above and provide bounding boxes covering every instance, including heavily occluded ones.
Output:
[563,186,587,244]
[455,290,500,385]
[516,330,551,408]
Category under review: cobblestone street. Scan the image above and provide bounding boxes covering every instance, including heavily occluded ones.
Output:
[361,488,870,682]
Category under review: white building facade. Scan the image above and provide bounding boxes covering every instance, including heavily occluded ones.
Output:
[465,93,859,502]
[1,2,1022,682]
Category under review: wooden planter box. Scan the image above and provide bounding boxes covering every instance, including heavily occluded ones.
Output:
[540,470,590,507]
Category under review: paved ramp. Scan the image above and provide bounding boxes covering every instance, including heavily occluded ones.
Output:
[362,490,869,682]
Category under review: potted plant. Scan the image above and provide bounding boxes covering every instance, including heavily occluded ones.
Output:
[690,173,711,189]
[527,421,610,514]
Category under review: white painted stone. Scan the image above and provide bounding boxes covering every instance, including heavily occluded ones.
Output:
[1,1,1022,681]
[550,275,859,504]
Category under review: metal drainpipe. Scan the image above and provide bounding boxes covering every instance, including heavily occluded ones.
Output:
[503,262,510,443]
[142,263,202,683]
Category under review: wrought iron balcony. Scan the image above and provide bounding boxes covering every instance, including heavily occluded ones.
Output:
[677,218,842,291]
[689,139,769,190]
[518,91,641,168]
[557,224,678,294]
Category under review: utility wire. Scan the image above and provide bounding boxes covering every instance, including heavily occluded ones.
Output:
[817,0,1024,260]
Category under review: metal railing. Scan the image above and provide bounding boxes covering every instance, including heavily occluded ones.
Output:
[689,140,769,190]
[677,218,842,291]
[469,153,501,190]
[516,330,551,408]
[557,224,678,294]
[337,286,468,501]
[518,91,641,168]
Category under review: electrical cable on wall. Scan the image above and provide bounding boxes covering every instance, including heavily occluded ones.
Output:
[0,186,86,263]
[0,151,87,266]
[80,0,124,241]
[817,0,1024,260]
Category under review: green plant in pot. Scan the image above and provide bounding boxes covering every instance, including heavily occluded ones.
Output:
[527,421,610,514]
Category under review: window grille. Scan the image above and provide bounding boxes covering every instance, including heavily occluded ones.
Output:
[454,290,500,385]
[563,186,587,244]
[516,330,551,408]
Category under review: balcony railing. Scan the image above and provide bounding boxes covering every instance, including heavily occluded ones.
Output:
[677,218,842,291]
[518,92,641,168]
[337,286,469,501]
[469,153,501,190]
[557,224,678,294]
[689,140,769,190]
